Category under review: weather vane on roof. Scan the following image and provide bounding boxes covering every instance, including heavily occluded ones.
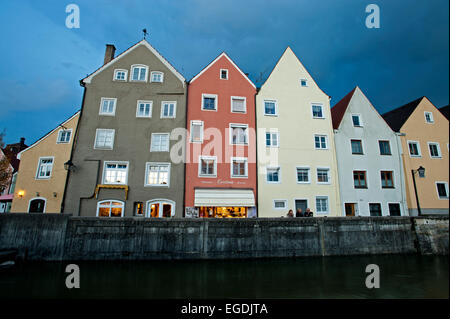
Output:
[143,28,149,40]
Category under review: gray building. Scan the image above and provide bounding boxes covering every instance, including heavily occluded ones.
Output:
[63,40,187,217]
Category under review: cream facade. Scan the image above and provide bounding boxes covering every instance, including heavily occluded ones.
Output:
[11,112,80,213]
[256,47,341,217]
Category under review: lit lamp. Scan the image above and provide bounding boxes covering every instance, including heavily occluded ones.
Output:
[411,166,425,216]
[17,190,25,198]
[64,160,75,171]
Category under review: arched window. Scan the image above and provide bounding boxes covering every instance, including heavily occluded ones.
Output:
[130,64,148,82]
[146,199,175,218]
[97,200,124,217]
[28,197,46,213]
[150,71,164,83]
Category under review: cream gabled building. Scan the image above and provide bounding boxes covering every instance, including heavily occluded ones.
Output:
[256,47,341,217]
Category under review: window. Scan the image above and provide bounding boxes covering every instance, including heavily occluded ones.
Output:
[312,104,324,118]
[352,114,362,127]
[351,139,363,154]
[99,98,116,116]
[266,167,280,183]
[220,69,228,80]
[297,167,310,183]
[408,141,421,157]
[436,182,449,199]
[114,69,127,81]
[314,135,328,149]
[190,121,204,143]
[317,168,330,184]
[202,94,217,111]
[424,112,434,123]
[28,198,46,213]
[428,142,442,158]
[353,171,367,189]
[97,200,124,217]
[131,65,148,81]
[136,100,152,118]
[57,129,72,144]
[145,163,170,187]
[161,101,176,118]
[369,203,382,216]
[147,200,175,218]
[231,97,246,113]
[150,133,170,152]
[199,156,217,177]
[266,132,279,147]
[150,71,164,83]
[103,162,128,185]
[36,157,53,179]
[94,129,115,149]
[264,100,277,116]
[316,197,329,214]
[134,202,144,216]
[274,200,287,209]
[379,140,392,155]
[231,157,248,178]
[388,203,401,216]
[381,171,394,188]
[300,79,308,87]
[230,124,248,145]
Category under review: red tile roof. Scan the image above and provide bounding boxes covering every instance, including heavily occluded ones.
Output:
[331,87,357,129]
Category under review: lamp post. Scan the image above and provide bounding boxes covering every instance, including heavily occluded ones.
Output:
[411,166,425,216]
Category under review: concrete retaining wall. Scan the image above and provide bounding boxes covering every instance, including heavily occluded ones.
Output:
[0,214,448,261]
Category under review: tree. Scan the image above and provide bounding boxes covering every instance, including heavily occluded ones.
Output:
[0,131,12,193]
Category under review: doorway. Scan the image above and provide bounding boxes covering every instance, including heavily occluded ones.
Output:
[295,199,308,213]
[345,203,356,216]
[29,198,46,213]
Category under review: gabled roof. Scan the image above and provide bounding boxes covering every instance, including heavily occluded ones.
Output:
[331,87,357,129]
[382,96,425,132]
[439,105,449,120]
[1,139,28,173]
[82,39,185,85]
[189,52,256,89]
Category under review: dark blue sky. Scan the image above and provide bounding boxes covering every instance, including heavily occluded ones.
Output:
[0,0,448,145]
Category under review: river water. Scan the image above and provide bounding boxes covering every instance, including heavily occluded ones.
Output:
[0,255,448,299]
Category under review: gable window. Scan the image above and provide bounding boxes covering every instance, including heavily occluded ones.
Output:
[231,97,246,113]
[136,100,152,118]
[379,140,392,155]
[113,69,127,81]
[388,203,401,216]
[353,171,367,189]
[103,162,128,185]
[57,129,72,144]
[230,124,248,145]
[266,167,280,183]
[145,163,170,187]
[266,132,279,147]
[274,200,287,209]
[408,141,421,157]
[316,197,329,214]
[220,69,228,80]
[202,94,218,111]
[424,112,434,123]
[94,129,115,149]
[150,133,170,152]
[264,100,277,116]
[436,182,449,199]
[352,114,362,127]
[381,171,394,188]
[428,142,442,158]
[312,104,324,118]
[351,139,363,155]
[161,101,176,118]
[231,157,248,178]
[297,167,310,183]
[97,200,124,217]
[150,71,164,83]
[36,157,53,179]
[369,203,382,216]
[199,156,217,177]
[190,121,204,143]
[314,135,328,149]
[131,65,148,82]
[99,98,116,116]
[300,79,308,87]
[317,168,330,184]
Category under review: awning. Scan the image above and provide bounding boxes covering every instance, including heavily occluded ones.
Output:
[0,194,13,201]
[194,189,255,207]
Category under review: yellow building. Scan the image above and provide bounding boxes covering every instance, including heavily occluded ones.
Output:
[383,97,449,215]
[11,112,80,213]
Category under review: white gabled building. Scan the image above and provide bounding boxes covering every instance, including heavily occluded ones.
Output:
[331,86,408,216]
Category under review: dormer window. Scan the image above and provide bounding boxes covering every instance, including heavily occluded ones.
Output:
[151,71,164,83]
[424,112,434,123]
[300,79,308,87]
[113,69,127,81]
[130,65,148,82]
[220,69,228,80]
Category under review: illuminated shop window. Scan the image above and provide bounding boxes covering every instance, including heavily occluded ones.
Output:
[198,206,247,218]
[147,200,175,218]
[97,200,124,217]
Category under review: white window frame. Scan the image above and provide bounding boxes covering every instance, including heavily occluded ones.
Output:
[160,101,177,118]
[198,156,217,178]
[311,103,324,119]
[265,131,279,147]
[273,200,288,210]
[351,139,364,155]
[35,157,54,180]
[316,167,331,185]
[150,71,164,83]
[378,139,392,156]
[266,166,281,184]
[368,202,383,217]
[315,196,329,214]
[300,79,308,87]
[351,114,363,127]
[435,182,449,199]
[136,100,153,118]
[314,134,328,150]
[201,93,218,111]
[28,197,47,213]
[96,200,125,217]
[130,64,149,82]
[407,140,422,157]
[229,123,249,146]
[424,111,434,123]
[56,129,73,144]
[230,96,247,113]
[94,129,115,150]
[387,202,402,216]
[380,169,395,189]
[99,97,117,116]
[102,161,129,185]
[296,166,310,184]
[427,142,442,158]
[220,69,228,80]
[230,157,248,178]
[146,199,176,218]
[145,162,171,187]
[150,133,170,152]
[190,120,204,143]
[263,99,278,116]
[113,69,128,81]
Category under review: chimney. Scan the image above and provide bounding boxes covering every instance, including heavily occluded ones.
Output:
[103,44,116,65]
[20,137,25,146]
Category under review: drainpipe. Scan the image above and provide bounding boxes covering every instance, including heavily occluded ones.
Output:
[395,132,408,216]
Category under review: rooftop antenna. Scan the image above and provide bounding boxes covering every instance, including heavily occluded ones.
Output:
[142,28,149,40]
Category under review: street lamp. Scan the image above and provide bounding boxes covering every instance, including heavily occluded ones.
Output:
[64,160,75,171]
[411,166,425,216]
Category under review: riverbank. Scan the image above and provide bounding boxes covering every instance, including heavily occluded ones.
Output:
[0,214,448,261]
